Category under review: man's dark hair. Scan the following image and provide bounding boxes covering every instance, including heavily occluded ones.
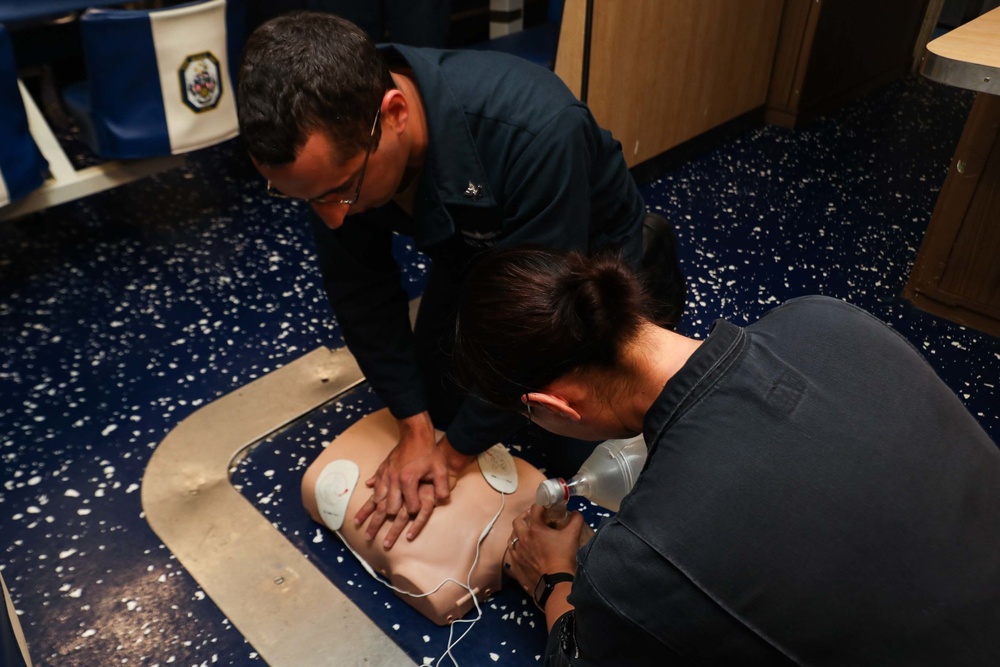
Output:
[237,11,395,166]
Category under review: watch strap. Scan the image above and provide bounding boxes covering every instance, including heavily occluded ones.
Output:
[534,572,574,609]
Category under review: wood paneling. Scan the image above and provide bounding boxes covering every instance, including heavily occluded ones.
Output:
[765,0,822,127]
[556,0,783,167]
[913,0,946,72]
[554,0,586,98]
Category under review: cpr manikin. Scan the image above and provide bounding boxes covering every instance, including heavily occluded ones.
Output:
[302,407,545,626]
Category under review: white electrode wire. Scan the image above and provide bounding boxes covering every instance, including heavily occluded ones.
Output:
[435,492,505,667]
[335,492,508,667]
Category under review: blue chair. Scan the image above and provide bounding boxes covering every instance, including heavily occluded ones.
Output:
[471,0,563,70]
[62,0,245,160]
[0,23,48,208]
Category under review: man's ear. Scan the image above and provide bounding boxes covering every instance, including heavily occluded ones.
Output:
[382,89,408,133]
[524,392,582,422]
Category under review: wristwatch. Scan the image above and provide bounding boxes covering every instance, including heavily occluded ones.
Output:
[533,572,574,610]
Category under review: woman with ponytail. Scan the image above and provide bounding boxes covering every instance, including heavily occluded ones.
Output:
[454,247,1000,666]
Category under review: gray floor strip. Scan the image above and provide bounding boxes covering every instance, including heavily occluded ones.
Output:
[141,346,415,666]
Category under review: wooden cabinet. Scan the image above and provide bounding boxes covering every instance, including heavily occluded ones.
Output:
[903,6,1000,337]
[903,92,1000,337]
[766,0,933,127]
[553,0,934,169]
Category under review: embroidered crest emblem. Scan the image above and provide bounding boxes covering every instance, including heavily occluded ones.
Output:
[464,181,484,200]
[178,52,223,113]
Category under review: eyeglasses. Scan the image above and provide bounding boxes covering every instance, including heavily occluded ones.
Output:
[266,108,381,206]
[523,395,534,424]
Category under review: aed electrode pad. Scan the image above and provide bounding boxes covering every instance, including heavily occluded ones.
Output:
[315,459,360,531]
[477,444,518,494]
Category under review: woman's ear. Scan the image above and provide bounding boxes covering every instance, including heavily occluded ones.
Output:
[524,392,582,422]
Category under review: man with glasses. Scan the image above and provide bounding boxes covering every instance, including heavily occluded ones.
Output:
[264,109,380,211]
[237,11,685,549]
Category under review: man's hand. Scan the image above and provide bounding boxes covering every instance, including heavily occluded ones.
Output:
[352,411,474,548]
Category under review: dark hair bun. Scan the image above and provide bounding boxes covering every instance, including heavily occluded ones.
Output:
[454,247,650,409]
[556,254,645,365]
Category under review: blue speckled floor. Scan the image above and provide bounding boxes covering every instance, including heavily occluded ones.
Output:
[2,73,998,666]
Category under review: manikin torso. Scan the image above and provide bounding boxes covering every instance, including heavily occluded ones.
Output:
[302,408,544,625]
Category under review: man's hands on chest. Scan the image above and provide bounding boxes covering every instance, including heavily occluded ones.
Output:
[352,411,474,548]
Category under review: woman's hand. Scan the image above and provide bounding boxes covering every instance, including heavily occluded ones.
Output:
[505,504,583,628]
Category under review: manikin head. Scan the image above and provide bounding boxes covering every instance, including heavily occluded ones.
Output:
[454,247,657,441]
[237,12,413,229]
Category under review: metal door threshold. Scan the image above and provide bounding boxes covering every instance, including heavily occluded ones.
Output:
[141,346,415,666]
